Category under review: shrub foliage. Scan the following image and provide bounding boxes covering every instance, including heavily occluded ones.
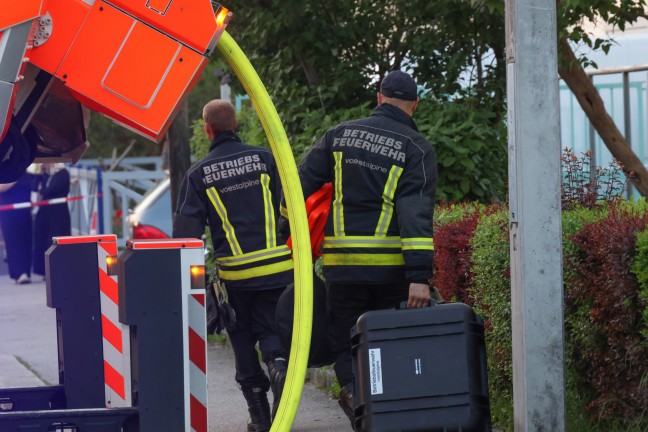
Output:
[433,201,648,429]
[566,206,648,419]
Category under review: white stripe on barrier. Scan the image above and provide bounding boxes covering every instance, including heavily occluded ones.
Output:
[189,362,208,408]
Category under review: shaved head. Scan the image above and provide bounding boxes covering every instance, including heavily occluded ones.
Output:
[377,94,419,116]
[203,99,237,135]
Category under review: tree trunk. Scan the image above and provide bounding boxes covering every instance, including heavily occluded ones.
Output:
[167,100,191,214]
[557,37,648,197]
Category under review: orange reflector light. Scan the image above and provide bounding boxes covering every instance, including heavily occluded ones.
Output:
[215,5,230,28]
[190,265,205,290]
[106,255,118,276]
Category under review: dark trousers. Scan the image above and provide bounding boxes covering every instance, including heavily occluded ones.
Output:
[327,282,408,387]
[0,208,32,279]
[227,287,287,389]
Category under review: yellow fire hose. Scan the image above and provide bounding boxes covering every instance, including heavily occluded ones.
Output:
[217,31,313,431]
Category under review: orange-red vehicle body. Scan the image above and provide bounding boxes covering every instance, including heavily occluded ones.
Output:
[0,0,230,150]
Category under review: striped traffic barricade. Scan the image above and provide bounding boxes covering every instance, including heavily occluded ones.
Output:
[0,234,137,431]
[118,238,207,432]
[46,234,132,409]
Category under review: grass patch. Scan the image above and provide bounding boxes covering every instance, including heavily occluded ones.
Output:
[207,334,229,346]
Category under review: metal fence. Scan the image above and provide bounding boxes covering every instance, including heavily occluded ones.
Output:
[68,157,166,247]
[560,64,648,197]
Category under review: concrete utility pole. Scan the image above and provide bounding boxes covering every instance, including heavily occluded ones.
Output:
[505,1,566,431]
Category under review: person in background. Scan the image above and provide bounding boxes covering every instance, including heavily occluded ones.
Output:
[284,70,438,427]
[173,100,291,432]
[32,163,71,278]
[0,171,33,284]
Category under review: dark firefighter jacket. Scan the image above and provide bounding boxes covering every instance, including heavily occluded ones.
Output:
[173,131,293,290]
[285,103,437,284]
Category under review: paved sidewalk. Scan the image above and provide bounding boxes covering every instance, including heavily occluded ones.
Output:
[0,274,350,431]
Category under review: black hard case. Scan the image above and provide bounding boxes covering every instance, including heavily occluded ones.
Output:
[351,302,491,432]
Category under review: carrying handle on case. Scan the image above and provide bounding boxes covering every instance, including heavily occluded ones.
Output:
[397,299,437,309]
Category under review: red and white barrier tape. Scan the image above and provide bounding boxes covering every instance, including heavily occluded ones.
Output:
[0,194,100,212]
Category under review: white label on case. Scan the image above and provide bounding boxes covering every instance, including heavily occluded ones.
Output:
[369,348,383,395]
[415,358,422,375]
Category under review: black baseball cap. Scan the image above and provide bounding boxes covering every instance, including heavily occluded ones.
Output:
[380,70,418,101]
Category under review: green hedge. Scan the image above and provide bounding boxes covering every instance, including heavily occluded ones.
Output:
[433,200,648,431]
[633,228,648,341]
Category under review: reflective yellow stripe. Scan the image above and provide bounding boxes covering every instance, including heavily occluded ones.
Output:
[402,237,435,251]
[206,187,242,255]
[217,245,292,267]
[260,173,276,248]
[280,204,289,219]
[323,253,405,266]
[375,165,403,236]
[323,235,402,249]
[333,152,345,236]
[218,259,294,280]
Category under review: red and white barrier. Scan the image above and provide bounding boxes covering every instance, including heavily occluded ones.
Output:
[123,239,208,432]
[52,235,132,408]
[0,194,100,212]
[184,256,208,432]
[97,237,132,408]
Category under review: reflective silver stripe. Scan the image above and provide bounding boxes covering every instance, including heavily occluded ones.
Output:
[401,238,435,251]
[323,236,402,248]
[260,173,276,248]
[333,152,345,236]
[217,245,292,267]
[375,165,403,236]
[206,187,242,255]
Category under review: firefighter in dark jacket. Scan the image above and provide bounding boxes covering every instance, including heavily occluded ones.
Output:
[173,100,291,432]
[284,71,437,426]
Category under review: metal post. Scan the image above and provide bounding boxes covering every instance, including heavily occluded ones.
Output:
[118,238,207,432]
[46,236,109,408]
[45,234,132,409]
[97,167,105,234]
[589,77,597,184]
[505,1,566,431]
[623,72,634,198]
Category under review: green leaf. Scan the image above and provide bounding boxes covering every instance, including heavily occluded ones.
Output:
[461,158,476,169]
[442,156,457,167]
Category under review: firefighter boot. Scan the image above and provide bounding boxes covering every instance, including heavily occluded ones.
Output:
[267,357,288,420]
[242,386,272,432]
[338,382,355,429]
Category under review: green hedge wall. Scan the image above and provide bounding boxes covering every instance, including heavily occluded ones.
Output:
[433,201,648,429]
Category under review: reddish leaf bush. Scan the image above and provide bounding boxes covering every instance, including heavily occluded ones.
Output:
[433,212,481,304]
[433,204,503,305]
[567,206,648,420]
[561,148,626,211]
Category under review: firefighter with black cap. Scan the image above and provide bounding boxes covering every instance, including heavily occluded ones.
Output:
[282,70,437,427]
[173,99,291,432]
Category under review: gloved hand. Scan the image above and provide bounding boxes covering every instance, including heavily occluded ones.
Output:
[208,277,236,335]
[206,278,221,334]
